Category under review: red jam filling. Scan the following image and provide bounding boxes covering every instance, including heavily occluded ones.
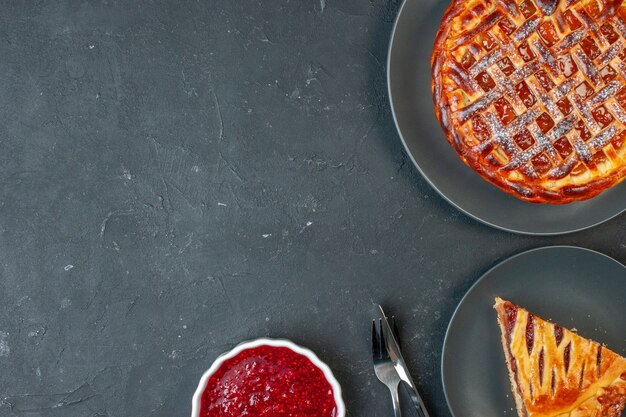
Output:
[601,23,619,44]
[564,342,572,373]
[504,303,518,343]
[472,116,491,142]
[525,313,535,355]
[538,348,545,385]
[532,153,552,174]
[536,113,555,134]
[494,97,516,125]
[514,129,535,150]
[574,120,592,141]
[554,137,573,159]
[556,98,573,116]
[518,42,535,62]
[516,81,536,108]
[563,10,582,30]
[592,106,614,129]
[538,21,559,47]
[200,345,337,417]
[519,0,537,18]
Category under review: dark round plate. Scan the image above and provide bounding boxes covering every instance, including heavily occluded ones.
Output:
[441,246,626,417]
[387,0,626,235]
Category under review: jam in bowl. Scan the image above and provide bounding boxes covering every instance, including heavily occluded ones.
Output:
[191,338,345,417]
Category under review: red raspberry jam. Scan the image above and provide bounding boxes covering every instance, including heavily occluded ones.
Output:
[200,345,337,417]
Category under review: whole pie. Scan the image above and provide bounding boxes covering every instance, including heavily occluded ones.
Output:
[431,0,626,203]
[494,298,626,417]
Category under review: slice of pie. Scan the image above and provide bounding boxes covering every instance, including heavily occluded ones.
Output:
[494,297,626,417]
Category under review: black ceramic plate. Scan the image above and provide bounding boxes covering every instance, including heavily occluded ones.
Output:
[387,0,626,235]
[441,246,626,417]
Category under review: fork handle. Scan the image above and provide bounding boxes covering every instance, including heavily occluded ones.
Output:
[388,385,402,417]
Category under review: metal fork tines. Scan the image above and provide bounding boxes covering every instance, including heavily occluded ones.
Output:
[372,318,403,417]
[372,313,429,417]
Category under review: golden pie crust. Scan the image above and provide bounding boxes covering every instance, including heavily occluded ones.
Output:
[494,298,626,417]
[431,0,626,203]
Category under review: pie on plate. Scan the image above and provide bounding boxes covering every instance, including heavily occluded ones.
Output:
[431,0,626,203]
[494,297,626,417]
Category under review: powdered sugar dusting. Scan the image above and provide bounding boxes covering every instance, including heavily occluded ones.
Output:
[514,17,540,42]
[578,9,601,39]
[532,39,559,76]
[614,18,626,39]
[571,94,601,133]
[496,0,519,17]
[533,40,559,77]
[511,109,543,135]
[456,90,499,123]
[470,50,504,77]
[527,78,560,117]
[484,112,519,156]
[590,81,621,107]
[597,41,622,65]
[486,110,542,169]
[573,48,600,85]
[449,60,481,93]
[557,30,585,53]
[574,138,593,162]
[608,101,626,123]
[500,113,576,171]
[554,77,579,99]
[490,66,525,109]
[618,62,626,80]
[452,11,503,49]
[514,60,541,82]
[549,156,577,179]
[551,114,577,138]
[589,126,619,150]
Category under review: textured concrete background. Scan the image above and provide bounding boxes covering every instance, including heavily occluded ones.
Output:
[0,1,624,416]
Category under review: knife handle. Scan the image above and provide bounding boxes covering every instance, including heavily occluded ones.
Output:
[405,382,430,417]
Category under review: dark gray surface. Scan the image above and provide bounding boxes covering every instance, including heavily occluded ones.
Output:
[389,0,626,235]
[0,1,624,416]
[442,246,626,417]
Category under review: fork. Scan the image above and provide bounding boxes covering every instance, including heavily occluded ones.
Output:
[372,317,403,417]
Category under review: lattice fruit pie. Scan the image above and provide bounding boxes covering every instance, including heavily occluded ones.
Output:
[431,0,626,203]
[494,298,626,417]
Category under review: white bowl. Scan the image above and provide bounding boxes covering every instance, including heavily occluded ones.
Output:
[191,338,346,417]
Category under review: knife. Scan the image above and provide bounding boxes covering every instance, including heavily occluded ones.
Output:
[378,305,431,417]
